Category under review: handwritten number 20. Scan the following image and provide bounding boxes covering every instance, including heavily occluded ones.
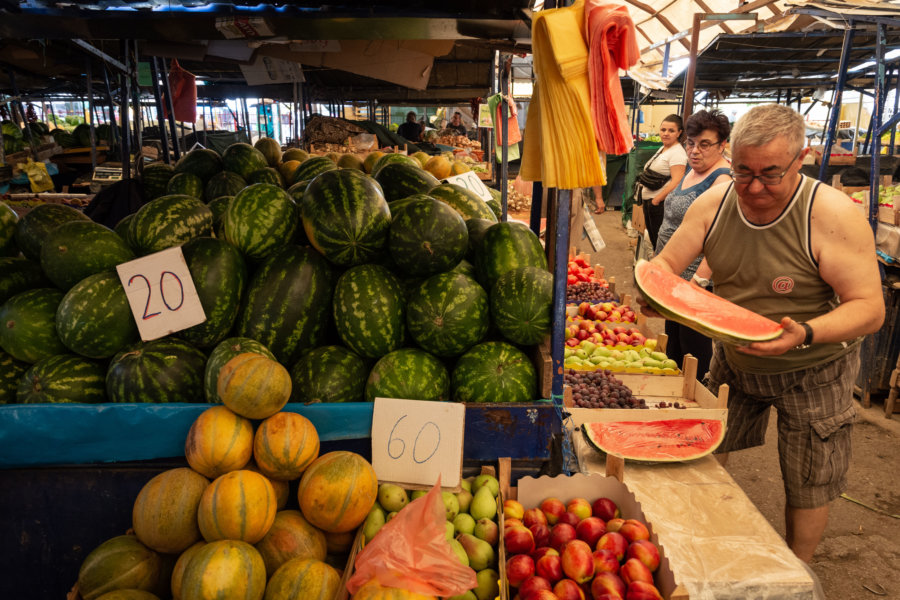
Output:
[129,271,185,321]
[388,415,441,464]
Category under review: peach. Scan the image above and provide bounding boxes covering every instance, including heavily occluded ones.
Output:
[536,552,563,583]
[528,590,561,600]
[626,539,660,572]
[505,524,536,555]
[557,511,581,528]
[548,523,577,552]
[507,554,536,588]
[504,499,525,521]
[518,575,552,599]
[560,539,594,584]
[591,572,626,600]
[620,557,654,586]
[505,517,524,530]
[575,516,607,548]
[552,578,585,600]
[524,507,549,529]
[618,519,650,543]
[566,497,592,521]
[595,531,628,562]
[624,580,663,600]
[591,497,620,521]
[531,546,558,562]
[605,517,625,532]
[530,522,551,548]
[592,548,620,574]
[540,497,566,525]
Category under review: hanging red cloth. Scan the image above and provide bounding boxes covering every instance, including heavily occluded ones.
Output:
[163,59,197,123]
[584,1,640,155]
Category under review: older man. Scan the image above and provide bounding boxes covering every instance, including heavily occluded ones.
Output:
[646,103,884,562]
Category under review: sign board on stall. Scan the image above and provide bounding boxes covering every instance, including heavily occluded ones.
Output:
[444,172,494,203]
[116,246,207,342]
[371,397,465,489]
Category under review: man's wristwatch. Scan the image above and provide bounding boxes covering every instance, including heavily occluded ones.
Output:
[797,322,814,348]
[691,274,711,288]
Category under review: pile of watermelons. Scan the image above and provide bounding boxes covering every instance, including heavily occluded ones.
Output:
[0,138,554,406]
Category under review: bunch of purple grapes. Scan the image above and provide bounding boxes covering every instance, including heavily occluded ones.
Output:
[565,369,647,409]
[566,282,617,304]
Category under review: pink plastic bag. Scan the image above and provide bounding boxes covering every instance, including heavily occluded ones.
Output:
[346,478,477,597]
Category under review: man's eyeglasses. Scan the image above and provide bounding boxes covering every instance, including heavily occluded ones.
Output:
[684,139,722,152]
[730,149,802,186]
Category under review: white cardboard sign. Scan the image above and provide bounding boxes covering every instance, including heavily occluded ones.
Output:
[444,171,494,203]
[371,397,465,489]
[116,246,207,342]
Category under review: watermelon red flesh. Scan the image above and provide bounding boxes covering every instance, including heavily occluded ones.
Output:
[582,419,725,462]
[633,259,783,344]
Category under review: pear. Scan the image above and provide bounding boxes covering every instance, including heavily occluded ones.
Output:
[457,533,495,570]
[473,568,500,600]
[377,483,409,513]
[449,538,469,567]
[363,504,386,543]
[472,474,499,497]
[445,520,455,540]
[473,518,498,546]
[453,513,476,536]
[411,489,428,500]
[386,511,398,521]
[455,488,473,514]
[442,491,460,521]
[446,592,477,600]
[469,485,497,521]
[460,478,472,492]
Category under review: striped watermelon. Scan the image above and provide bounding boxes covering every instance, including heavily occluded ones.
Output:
[141,163,176,201]
[371,153,419,176]
[475,221,548,290]
[0,288,67,363]
[0,349,29,404]
[289,345,367,403]
[374,162,441,203]
[406,272,489,357]
[291,156,336,185]
[451,341,537,403]
[451,258,477,280]
[486,197,502,221]
[0,257,49,305]
[429,183,498,222]
[0,201,17,256]
[247,167,284,188]
[301,168,391,267]
[106,338,207,403]
[207,196,231,239]
[204,171,246,202]
[167,172,205,199]
[254,137,282,166]
[114,214,137,248]
[14,203,90,261]
[40,220,135,290]
[130,195,213,255]
[465,217,494,262]
[332,264,405,359]
[222,143,268,180]
[204,337,276,403]
[364,348,449,402]
[17,353,106,403]
[56,271,139,359]
[491,266,553,345]
[237,245,334,366]
[224,183,298,261]
[287,180,309,204]
[388,197,468,277]
[179,237,247,348]
[174,148,223,184]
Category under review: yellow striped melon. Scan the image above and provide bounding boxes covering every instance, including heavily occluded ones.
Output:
[181,540,266,600]
[244,460,290,509]
[170,541,206,600]
[253,412,320,481]
[218,353,291,420]
[184,405,254,479]
[263,558,341,600]
[198,470,277,543]
[77,535,162,600]
[351,579,437,600]
[132,468,209,554]
[297,451,378,533]
[254,510,327,577]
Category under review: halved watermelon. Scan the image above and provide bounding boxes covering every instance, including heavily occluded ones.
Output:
[582,418,725,462]
[633,259,782,344]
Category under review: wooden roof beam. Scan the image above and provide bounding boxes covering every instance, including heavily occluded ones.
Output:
[621,0,692,52]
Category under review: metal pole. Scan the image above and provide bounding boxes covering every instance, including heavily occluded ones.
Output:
[530,181,544,238]
[101,65,120,148]
[85,58,97,171]
[132,41,142,156]
[149,57,171,164]
[159,57,182,160]
[550,189,571,400]
[891,63,900,155]
[868,23,886,236]
[500,54,510,222]
[819,27,855,181]
[119,40,131,180]
[7,70,39,161]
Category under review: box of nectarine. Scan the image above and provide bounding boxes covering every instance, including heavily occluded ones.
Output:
[504,473,687,600]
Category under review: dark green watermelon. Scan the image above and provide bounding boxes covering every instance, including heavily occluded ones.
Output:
[387,193,433,216]
[428,183,498,223]
[374,163,441,203]
[0,349,29,404]
[465,218,494,262]
[486,198,502,221]
[17,354,106,403]
[0,201,18,256]
[173,148,223,184]
[388,197,467,277]
[178,237,247,348]
[237,245,333,365]
[204,337,275,403]
[365,348,449,402]
[204,171,246,202]
[301,168,391,267]
[223,183,298,261]
[451,258,477,280]
[451,341,537,403]
[406,272,489,357]
[114,214,137,249]
[141,163,176,201]
[95,123,112,144]
[166,172,204,198]
[56,271,138,359]
[222,143,268,180]
[14,203,90,261]
[130,195,213,255]
[0,257,49,305]
[0,288,67,363]
[73,123,92,147]
[491,266,553,346]
[291,156,336,185]
[474,221,548,290]
[333,264,405,359]
[40,220,135,290]
[371,153,419,177]
[290,345,367,403]
[287,180,309,204]
[106,338,207,403]
[247,167,284,188]
[207,195,232,239]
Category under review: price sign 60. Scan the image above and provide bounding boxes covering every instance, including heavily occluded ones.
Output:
[388,415,441,464]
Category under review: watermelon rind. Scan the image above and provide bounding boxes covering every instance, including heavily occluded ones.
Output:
[247,167,285,188]
[204,337,275,403]
[166,172,204,199]
[0,288,67,363]
[174,148,223,184]
[130,195,213,255]
[371,153,419,177]
[474,221,548,290]
[106,338,207,403]
[451,341,537,403]
[388,197,468,278]
[633,259,783,345]
[428,183,498,223]
[464,218,494,263]
[17,354,107,404]
[290,345,367,404]
[14,203,90,261]
[141,163,176,201]
[406,272,489,357]
[332,264,405,359]
[222,143,268,180]
[581,418,725,462]
[56,271,139,359]
[490,266,553,346]
[365,348,450,403]
[374,163,441,203]
[40,220,135,291]
[291,156,336,185]
[0,257,50,306]
[0,201,18,256]
[223,183,298,261]
[204,171,246,202]
[1,349,29,404]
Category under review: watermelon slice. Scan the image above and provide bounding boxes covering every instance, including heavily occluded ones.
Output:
[582,419,725,462]
[634,259,783,345]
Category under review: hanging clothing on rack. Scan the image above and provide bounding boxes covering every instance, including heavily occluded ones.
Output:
[488,93,522,163]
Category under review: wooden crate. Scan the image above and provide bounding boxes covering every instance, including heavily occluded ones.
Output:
[832,175,900,226]
[811,144,856,165]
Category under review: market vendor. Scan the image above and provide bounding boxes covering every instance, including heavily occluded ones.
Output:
[640,103,885,563]
[397,111,424,142]
[447,111,467,136]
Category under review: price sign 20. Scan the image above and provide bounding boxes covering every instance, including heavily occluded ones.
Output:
[128,271,185,320]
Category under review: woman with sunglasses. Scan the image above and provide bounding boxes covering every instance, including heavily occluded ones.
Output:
[653,109,733,377]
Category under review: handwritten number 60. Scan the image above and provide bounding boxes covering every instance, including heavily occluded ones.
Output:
[388,416,440,464]
[129,271,185,321]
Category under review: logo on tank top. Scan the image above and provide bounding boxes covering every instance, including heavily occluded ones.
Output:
[772,276,794,294]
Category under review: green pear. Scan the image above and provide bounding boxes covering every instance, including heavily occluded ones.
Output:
[445,520,455,540]
[448,538,469,567]
[411,489,428,500]
[453,512,476,536]
[457,533,495,570]
[473,518,498,545]
[386,511,398,521]
[363,505,386,543]
[469,485,497,521]
[471,474,499,497]
[461,477,473,492]
[446,592,477,600]
[473,568,500,600]
[442,491,460,521]
[377,483,409,513]
[455,488,473,514]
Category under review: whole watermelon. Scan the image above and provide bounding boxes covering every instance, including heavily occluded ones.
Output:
[491,266,553,345]
[451,258,477,280]
[371,153,419,177]
[247,167,284,188]
[287,180,309,204]
[73,123,92,147]
[166,172,204,199]
[374,162,441,203]
[206,196,231,239]
[365,348,449,402]
[40,220,135,290]
[204,171,246,202]
[0,257,50,305]
[17,353,106,403]
[290,345,367,403]
[237,245,333,365]
[174,148,223,184]
[486,198,502,221]
[14,203,90,261]
[428,183,498,222]
[0,288,67,363]
[332,264,405,359]
[452,341,537,403]
[224,183,297,261]
[0,201,18,256]
[291,156,336,184]
[56,271,139,359]
[301,168,391,267]
[389,197,468,277]
[179,237,247,348]
[222,143,268,180]
[204,337,275,403]
[114,214,137,249]
[141,163,176,201]
[406,272,489,357]
[465,218,494,262]
[106,338,207,403]
[474,221,548,290]
[254,137,282,167]
[0,348,29,404]
[130,195,213,255]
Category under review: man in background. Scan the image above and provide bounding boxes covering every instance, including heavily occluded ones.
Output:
[397,111,423,142]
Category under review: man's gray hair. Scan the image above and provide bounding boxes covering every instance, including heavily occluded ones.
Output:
[731,104,806,155]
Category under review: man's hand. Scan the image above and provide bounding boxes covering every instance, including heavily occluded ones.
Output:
[735,317,805,356]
